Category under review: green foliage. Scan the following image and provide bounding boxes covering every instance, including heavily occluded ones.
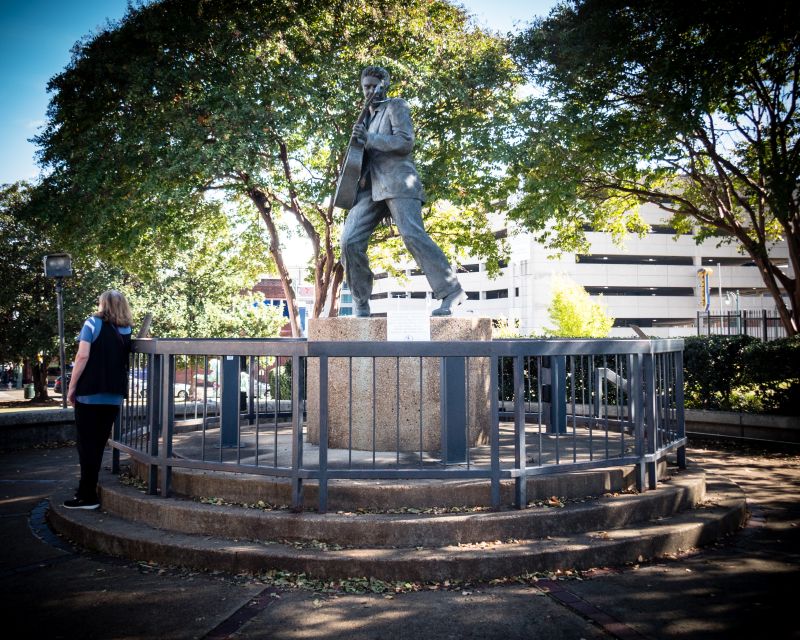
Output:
[546,277,614,338]
[32,0,523,330]
[510,0,800,335]
[683,335,800,414]
[0,183,127,398]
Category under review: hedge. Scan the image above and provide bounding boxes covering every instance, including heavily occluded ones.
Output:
[683,335,800,415]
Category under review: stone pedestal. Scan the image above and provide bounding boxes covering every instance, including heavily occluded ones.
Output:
[306,317,491,452]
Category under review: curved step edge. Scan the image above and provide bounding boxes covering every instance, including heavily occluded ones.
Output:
[46,477,746,581]
[97,469,706,547]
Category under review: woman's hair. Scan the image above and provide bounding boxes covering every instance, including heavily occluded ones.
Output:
[94,290,133,327]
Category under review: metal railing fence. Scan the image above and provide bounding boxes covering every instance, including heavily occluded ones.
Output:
[111,337,686,512]
[697,309,788,341]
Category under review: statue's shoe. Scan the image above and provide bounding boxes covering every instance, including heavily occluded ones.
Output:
[354,302,371,317]
[432,289,467,316]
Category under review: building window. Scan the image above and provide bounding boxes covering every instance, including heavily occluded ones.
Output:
[485,289,509,299]
[410,268,424,276]
[515,287,520,297]
[374,272,388,280]
[585,286,694,296]
[701,257,757,267]
[457,263,480,273]
[577,254,694,266]
[370,292,388,300]
[409,291,427,299]
[341,294,352,303]
[390,291,407,298]
[466,291,480,300]
[613,318,694,328]
[339,307,353,316]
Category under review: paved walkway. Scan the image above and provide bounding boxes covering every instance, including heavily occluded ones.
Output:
[0,440,797,639]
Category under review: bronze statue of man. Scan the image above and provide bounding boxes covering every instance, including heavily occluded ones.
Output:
[340,65,466,317]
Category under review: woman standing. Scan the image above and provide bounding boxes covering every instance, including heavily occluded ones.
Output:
[64,290,133,510]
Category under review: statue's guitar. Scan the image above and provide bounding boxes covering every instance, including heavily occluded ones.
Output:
[333,83,383,210]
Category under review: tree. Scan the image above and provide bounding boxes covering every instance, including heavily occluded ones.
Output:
[121,210,286,338]
[1,182,284,400]
[33,0,521,336]
[546,276,614,338]
[0,183,122,400]
[511,0,800,335]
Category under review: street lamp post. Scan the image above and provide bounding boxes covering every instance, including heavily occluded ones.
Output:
[43,254,73,409]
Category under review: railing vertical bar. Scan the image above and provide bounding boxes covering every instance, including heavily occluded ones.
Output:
[290,354,304,510]
[513,354,526,508]
[643,352,658,490]
[616,354,624,456]
[570,355,577,464]
[372,357,377,469]
[273,356,280,469]
[465,356,471,469]
[603,355,610,461]
[253,356,260,468]
[201,355,208,463]
[146,353,159,495]
[349,356,353,468]
[588,355,594,462]
[318,355,328,513]
[418,356,423,468]
[490,355,500,509]
[158,353,174,498]
[537,356,543,467]
[675,349,687,468]
[396,357,400,465]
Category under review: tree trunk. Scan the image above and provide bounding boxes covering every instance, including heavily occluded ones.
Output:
[32,359,49,401]
[328,262,344,317]
[247,188,302,337]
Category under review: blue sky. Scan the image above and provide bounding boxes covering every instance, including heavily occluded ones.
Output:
[0,0,556,186]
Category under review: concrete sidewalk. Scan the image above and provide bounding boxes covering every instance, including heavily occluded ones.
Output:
[0,441,797,639]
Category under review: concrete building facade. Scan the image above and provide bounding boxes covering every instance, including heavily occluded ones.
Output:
[365,203,790,338]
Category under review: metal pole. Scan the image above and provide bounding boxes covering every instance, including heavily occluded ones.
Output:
[717,262,723,316]
[55,277,67,409]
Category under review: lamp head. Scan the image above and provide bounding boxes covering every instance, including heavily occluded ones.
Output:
[43,253,73,278]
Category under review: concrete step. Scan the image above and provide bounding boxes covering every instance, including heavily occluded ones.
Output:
[132,459,667,510]
[47,473,746,581]
[96,469,706,548]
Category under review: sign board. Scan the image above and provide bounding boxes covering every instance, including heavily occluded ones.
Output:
[387,308,431,341]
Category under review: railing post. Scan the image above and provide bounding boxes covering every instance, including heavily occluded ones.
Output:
[318,355,328,514]
[513,354,526,509]
[674,349,686,469]
[146,353,161,495]
[762,309,768,342]
[630,354,646,491]
[290,354,304,511]
[550,355,567,434]
[489,355,500,509]
[111,412,121,474]
[643,352,658,490]
[158,353,174,497]
[220,355,240,448]
[441,356,467,464]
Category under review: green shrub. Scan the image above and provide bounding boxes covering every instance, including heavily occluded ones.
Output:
[683,335,800,415]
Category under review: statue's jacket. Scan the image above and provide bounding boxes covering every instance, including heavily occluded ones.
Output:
[363,97,426,203]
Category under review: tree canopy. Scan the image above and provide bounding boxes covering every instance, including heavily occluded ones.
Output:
[33,0,522,335]
[0,183,124,398]
[511,0,800,335]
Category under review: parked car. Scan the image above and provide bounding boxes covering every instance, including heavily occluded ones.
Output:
[127,378,214,401]
[54,374,71,394]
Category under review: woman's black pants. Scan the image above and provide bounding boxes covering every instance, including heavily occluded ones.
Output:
[74,402,119,502]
